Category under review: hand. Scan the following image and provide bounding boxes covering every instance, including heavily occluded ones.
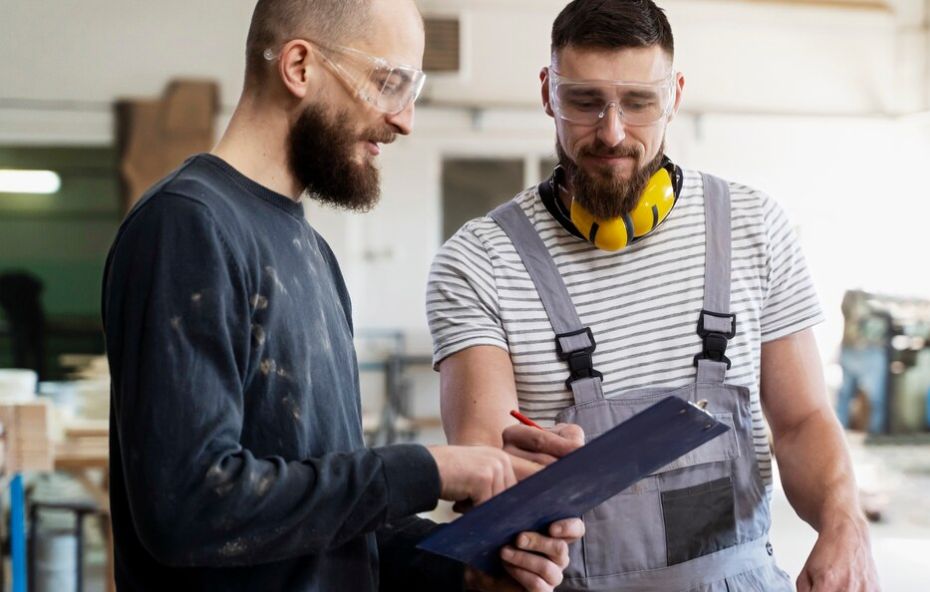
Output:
[502,423,585,480]
[464,519,585,592]
[428,445,517,507]
[797,516,880,591]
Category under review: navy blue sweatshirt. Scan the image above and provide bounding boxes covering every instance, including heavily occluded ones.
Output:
[102,154,464,591]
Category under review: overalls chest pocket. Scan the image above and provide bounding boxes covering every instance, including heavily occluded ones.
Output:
[654,409,741,567]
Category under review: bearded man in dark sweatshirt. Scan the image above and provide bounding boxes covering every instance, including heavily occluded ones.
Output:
[102,1,583,590]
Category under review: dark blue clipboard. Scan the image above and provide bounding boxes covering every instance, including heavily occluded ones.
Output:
[417,396,730,575]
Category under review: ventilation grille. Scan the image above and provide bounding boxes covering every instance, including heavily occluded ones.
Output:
[424,17,460,73]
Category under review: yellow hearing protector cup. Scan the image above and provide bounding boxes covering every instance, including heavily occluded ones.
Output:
[568,163,679,251]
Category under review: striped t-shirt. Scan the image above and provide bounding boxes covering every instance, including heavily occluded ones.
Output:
[426,168,824,490]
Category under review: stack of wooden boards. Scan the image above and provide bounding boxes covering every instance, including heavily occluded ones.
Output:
[0,401,53,473]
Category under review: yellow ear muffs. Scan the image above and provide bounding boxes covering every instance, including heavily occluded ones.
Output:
[569,165,677,251]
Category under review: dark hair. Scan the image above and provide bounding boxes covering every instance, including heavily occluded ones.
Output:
[244,0,371,87]
[551,0,674,58]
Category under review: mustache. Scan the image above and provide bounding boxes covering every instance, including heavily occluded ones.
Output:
[367,131,397,145]
[579,144,643,160]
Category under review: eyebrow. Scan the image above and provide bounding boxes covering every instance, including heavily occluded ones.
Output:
[563,88,606,99]
[621,90,661,100]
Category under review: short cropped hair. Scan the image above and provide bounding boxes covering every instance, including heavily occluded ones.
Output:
[551,0,674,59]
[244,0,371,85]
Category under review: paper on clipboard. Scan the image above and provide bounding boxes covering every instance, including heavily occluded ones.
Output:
[417,396,730,575]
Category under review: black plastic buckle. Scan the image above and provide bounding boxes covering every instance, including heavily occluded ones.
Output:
[693,333,732,369]
[563,352,604,387]
[555,327,603,387]
[693,310,736,369]
[696,310,737,339]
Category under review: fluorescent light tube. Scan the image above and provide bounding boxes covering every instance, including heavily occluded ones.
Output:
[0,170,62,195]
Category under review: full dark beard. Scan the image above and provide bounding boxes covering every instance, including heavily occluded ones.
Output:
[557,140,666,220]
[287,104,388,213]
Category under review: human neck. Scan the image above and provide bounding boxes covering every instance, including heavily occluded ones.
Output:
[211,94,303,202]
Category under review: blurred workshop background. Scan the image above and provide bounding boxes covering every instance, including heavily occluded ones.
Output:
[1,0,929,590]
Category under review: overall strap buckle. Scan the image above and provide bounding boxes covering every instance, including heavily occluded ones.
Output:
[693,310,737,369]
[556,327,603,388]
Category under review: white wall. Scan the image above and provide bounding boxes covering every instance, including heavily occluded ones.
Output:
[4,0,925,134]
[0,1,254,114]
[418,0,921,114]
[3,0,930,360]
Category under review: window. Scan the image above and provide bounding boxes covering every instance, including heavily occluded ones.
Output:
[441,158,523,240]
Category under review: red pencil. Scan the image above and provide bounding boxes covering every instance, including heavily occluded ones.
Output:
[510,409,544,430]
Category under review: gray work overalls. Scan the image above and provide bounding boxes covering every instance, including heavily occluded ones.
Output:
[490,174,794,591]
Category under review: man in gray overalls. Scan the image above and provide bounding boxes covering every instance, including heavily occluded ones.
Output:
[427,0,880,590]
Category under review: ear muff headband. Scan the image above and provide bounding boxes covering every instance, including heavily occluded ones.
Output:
[568,163,678,251]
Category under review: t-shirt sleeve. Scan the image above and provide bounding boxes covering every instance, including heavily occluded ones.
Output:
[758,194,825,342]
[426,223,508,368]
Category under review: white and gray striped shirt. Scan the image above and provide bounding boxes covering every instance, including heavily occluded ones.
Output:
[427,168,823,490]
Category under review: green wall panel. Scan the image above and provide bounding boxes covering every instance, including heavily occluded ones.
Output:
[0,260,108,317]
[0,146,119,319]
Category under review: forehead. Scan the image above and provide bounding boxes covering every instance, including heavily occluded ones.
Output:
[554,45,672,83]
[353,0,425,68]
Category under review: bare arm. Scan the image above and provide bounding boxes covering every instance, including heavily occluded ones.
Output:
[440,345,520,447]
[761,328,878,591]
[440,345,585,478]
[762,328,858,529]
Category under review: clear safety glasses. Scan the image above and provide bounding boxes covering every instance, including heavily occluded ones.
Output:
[264,40,427,115]
[548,69,675,127]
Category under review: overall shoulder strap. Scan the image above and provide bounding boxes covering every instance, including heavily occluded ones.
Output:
[695,174,735,384]
[490,201,604,404]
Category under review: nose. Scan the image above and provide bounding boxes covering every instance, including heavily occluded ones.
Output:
[596,102,626,147]
[386,102,415,136]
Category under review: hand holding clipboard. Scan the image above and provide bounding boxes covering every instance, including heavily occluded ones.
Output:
[419,396,729,575]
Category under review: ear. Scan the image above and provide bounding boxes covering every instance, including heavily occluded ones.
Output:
[277,40,316,100]
[540,67,555,119]
[667,72,685,123]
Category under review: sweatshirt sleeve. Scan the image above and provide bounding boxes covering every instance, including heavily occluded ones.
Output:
[103,192,441,567]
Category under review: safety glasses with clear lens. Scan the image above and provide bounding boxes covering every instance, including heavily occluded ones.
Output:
[548,69,675,127]
[264,41,427,115]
